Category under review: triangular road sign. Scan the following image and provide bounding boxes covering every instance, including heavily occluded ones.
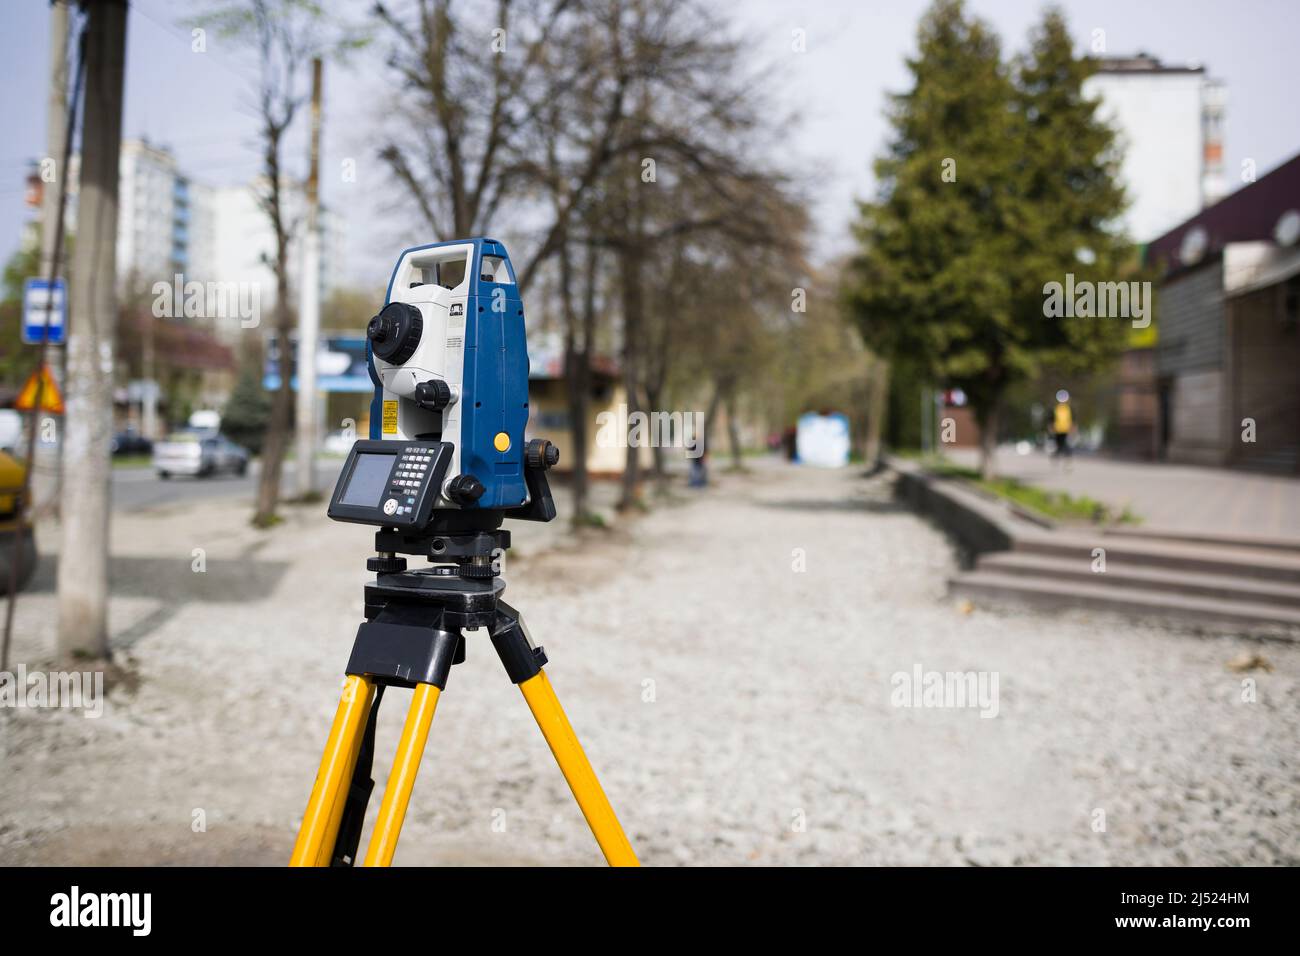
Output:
[15,364,64,414]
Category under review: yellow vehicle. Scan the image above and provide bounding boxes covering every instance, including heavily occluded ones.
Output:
[0,450,38,594]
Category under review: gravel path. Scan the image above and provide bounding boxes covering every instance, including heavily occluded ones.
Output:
[2,460,1296,865]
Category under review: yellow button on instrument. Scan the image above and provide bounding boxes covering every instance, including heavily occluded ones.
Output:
[493,432,511,452]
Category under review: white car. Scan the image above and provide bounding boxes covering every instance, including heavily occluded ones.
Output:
[323,430,357,455]
[152,431,250,479]
[0,409,23,454]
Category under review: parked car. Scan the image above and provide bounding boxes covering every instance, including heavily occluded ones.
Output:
[0,410,23,455]
[153,431,250,479]
[110,427,153,456]
[0,450,37,593]
[323,429,357,455]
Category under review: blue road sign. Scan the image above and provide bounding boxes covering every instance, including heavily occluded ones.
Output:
[22,277,67,345]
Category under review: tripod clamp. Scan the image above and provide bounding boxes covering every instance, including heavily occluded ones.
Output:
[345,572,547,693]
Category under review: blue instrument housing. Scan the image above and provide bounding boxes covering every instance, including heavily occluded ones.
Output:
[369,237,531,511]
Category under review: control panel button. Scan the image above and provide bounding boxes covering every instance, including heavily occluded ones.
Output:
[383,498,399,516]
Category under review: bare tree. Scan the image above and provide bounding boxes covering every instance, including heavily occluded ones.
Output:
[376,0,811,510]
[373,0,661,516]
[372,0,583,262]
[198,0,363,527]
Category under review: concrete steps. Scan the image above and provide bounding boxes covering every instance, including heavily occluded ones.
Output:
[951,570,1300,632]
[1101,526,1300,556]
[949,532,1300,636]
[1011,533,1300,584]
[975,551,1300,607]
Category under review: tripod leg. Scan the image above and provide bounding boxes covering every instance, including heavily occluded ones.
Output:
[491,603,638,866]
[362,682,441,866]
[519,670,640,867]
[290,675,376,867]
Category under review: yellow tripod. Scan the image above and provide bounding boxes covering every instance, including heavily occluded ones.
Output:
[289,567,638,868]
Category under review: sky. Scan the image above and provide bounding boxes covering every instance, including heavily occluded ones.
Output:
[1,0,1298,290]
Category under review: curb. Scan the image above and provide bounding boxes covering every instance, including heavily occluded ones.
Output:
[885,455,1025,556]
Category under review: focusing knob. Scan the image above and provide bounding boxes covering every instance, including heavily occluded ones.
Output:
[367,302,423,365]
[367,555,408,574]
[446,474,486,506]
[525,438,560,470]
[415,378,452,411]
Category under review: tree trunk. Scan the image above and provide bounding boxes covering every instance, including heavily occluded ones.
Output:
[565,344,591,524]
[57,0,126,663]
[702,380,728,467]
[572,244,601,521]
[865,357,890,464]
[644,382,666,484]
[977,401,1000,480]
[293,57,324,500]
[253,111,294,527]
[644,285,671,487]
[725,390,743,470]
[560,238,593,527]
[255,283,293,526]
[617,247,643,511]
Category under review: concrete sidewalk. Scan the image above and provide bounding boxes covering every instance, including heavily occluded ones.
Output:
[946,447,1300,542]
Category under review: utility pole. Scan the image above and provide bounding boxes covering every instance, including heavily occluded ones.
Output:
[37,0,70,513]
[40,2,69,341]
[295,56,323,498]
[141,313,157,437]
[57,0,128,662]
[0,0,75,673]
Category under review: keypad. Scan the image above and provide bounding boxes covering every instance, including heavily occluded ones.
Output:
[388,445,436,516]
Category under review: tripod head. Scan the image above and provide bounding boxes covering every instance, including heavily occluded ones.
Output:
[326,238,559,578]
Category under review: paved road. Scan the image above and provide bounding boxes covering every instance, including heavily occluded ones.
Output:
[4,459,1296,865]
[110,459,344,512]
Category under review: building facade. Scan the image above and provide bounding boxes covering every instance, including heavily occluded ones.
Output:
[1146,154,1300,472]
[1085,54,1230,459]
[116,139,191,291]
[1083,53,1227,244]
[207,179,345,326]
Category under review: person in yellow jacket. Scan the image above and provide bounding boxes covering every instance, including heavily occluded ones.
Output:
[1052,389,1073,465]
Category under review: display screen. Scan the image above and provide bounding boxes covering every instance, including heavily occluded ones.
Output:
[339,452,396,507]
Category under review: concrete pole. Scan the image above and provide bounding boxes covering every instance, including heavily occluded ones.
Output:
[39,2,69,306]
[0,0,73,673]
[141,318,158,437]
[57,0,127,662]
[295,57,323,497]
[33,0,70,515]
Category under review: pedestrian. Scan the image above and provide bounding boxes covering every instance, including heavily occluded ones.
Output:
[688,437,709,488]
[1051,389,1073,468]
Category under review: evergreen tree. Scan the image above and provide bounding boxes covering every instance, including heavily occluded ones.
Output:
[1011,6,1130,367]
[843,0,1129,475]
[222,358,272,455]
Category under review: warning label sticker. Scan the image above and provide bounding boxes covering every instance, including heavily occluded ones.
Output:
[382,400,399,434]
